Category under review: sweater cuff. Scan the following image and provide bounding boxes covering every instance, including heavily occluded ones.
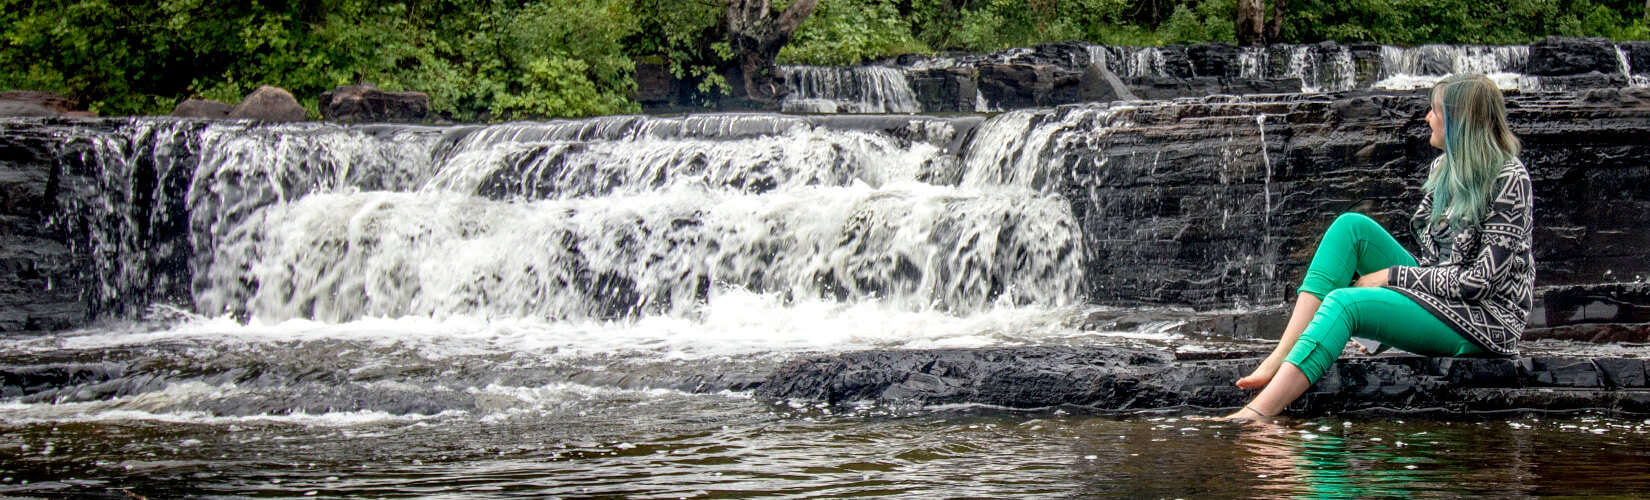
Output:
[1387,265,1413,289]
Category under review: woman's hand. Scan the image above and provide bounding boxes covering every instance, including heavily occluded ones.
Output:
[1354,268,1390,288]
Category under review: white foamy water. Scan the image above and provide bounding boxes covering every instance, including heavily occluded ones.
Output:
[1372,45,1542,91]
[781,66,920,114]
[23,293,1090,364]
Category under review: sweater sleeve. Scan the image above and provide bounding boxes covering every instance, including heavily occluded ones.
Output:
[1389,164,1532,301]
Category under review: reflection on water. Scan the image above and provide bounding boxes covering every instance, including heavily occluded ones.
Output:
[4,395,1650,498]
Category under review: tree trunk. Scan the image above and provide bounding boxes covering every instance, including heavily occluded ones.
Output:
[1264,0,1285,43]
[1236,0,1265,47]
[726,0,820,105]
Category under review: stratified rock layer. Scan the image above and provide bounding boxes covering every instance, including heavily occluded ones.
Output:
[758,346,1650,415]
[1059,87,1650,308]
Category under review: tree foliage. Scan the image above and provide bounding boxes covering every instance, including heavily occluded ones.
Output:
[1,0,1646,118]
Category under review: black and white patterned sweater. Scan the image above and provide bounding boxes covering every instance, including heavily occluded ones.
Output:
[1387,157,1535,356]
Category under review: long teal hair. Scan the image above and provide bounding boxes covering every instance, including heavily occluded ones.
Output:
[1427,74,1520,228]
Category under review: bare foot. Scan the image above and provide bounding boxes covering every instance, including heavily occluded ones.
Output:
[1235,363,1277,390]
[1207,406,1269,421]
[1194,407,1267,422]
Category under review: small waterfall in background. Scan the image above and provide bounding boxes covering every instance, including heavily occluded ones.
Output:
[1086,45,1169,79]
[1373,45,1539,90]
[1235,45,1358,93]
[780,66,921,113]
[1615,45,1650,87]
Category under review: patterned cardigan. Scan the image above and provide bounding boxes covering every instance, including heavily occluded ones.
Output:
[1387,158,1536,356]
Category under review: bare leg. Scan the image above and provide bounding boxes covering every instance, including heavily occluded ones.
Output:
[1221,362,1312,420]
[1236,293,1323,390]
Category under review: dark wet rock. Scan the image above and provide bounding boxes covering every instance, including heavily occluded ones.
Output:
[1347,43,1386,88]
[1540,283,1650,327]
[909,67,979,112]
[759,345,1650,415]
[1062,87,1650,309]
[0,101,61,117]
[318,84,430,123]
[1535,71,1629,91]
[977,63,1072,110]
[0,363,123,398]
[228,85,307,122]
[0,119,92,331]
[0,90,75,114]
[1528,37,1621,76]
[1624,41,1650,75]
[1525,323,1650,343]
[1080,63,1137,103]
[170,98,231,118]
[633,57,673,104]
[1185,43,1244,77]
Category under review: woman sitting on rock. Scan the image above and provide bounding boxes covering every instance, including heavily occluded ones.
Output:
[1221,73,1535,420]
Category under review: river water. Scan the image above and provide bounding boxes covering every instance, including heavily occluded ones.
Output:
[3,311,1649,498]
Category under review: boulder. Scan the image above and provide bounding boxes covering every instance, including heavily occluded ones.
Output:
[908,67,979,113]
[318,84,429,123]
[228,86,307,122]
[0,90,75,114]
[976,63,1052,110]
[0,102,61,117]
[1079,63,1137,103]
[170,98,231,119]
[1527,37,1621,76]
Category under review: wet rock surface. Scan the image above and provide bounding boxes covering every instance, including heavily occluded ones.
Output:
[758,345,1650,415]
[1528,37,1622,76]
[319,84,430,123]
[0,119,92,331]
[1059,87,1650,309]
[170,98,231,118]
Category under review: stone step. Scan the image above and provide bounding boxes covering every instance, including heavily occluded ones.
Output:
[757,346,1650,416]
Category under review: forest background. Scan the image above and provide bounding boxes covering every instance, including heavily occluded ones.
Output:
[2,0,1647,120]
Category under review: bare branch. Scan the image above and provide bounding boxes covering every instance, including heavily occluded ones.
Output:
[776,0,819,34]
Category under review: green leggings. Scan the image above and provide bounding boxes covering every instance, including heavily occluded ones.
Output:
[1285,213,1487,385]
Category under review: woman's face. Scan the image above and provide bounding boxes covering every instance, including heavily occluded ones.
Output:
[1426,102,1445,149]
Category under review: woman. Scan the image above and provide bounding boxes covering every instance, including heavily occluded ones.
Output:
[1220,73,1535,420]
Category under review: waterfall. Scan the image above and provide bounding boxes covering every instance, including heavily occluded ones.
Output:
[54,119,204,316]
[1616,44,1650,87]
[1085,45,1169,79]
[781,66,921,114]
[58,114,1082,323]
[1237,45,1357,93]
[1373,45,1539,91]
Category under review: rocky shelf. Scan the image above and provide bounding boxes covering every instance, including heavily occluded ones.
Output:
[756,345,1650,416]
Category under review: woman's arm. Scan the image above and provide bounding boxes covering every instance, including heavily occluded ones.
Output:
[1387,164,1532,300]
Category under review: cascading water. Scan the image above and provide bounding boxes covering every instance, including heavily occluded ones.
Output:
[1615,44,1650,87]
[1372,45,1540,90]
[130,114,1077,324]
[1236,45,1358,93]
[780,66,921,114]
[1087,45,1169,79]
